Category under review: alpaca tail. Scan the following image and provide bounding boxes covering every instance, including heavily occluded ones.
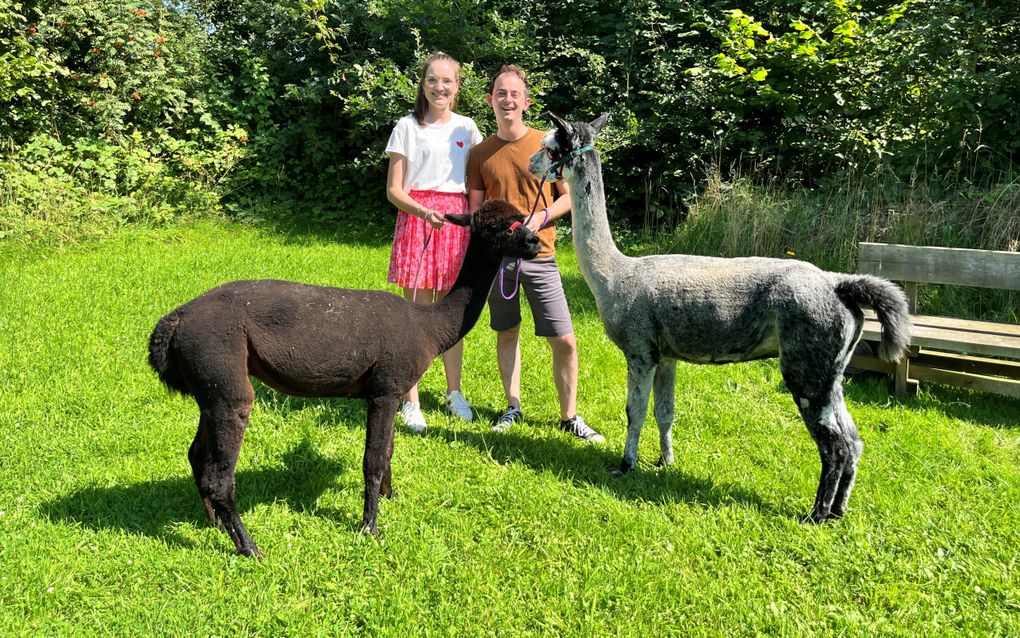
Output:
[148,311,190,395]
[835,275,912,363]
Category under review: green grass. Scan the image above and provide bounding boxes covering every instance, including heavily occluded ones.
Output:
[1,219,1018,635]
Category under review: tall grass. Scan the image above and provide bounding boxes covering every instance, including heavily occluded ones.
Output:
[651,164,1020,322]
[1,219,1018,635]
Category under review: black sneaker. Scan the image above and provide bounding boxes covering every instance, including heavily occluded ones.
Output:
[492,405,523,432]
[559,415,605,442]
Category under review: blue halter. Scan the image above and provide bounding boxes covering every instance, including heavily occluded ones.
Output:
[543,145,596,182]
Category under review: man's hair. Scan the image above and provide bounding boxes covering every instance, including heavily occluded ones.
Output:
[488,64,530,96]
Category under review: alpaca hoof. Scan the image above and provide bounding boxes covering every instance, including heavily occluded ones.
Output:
[360,522,379,537]
[801,510,834,525]
[655,455,674,468]
[238,545,263,559]
[612,459,635,476]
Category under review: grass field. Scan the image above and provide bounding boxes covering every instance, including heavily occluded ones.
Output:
[1,219,1018,635]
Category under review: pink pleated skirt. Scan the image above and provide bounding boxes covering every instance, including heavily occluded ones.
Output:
[387,190,470,291]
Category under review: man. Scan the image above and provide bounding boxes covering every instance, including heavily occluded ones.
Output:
[466,64,604,443]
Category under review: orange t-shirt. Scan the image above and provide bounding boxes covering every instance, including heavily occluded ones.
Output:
[467,128,558,257]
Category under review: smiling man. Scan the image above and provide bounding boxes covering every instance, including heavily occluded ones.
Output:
[466,65,604,443]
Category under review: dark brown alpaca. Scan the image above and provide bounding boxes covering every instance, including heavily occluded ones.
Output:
[148,200,540,557]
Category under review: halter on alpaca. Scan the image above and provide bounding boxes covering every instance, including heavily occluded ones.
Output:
[530,114,911,524]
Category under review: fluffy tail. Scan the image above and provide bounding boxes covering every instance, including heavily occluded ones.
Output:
[148,311,190,395]
[836,275,912,363]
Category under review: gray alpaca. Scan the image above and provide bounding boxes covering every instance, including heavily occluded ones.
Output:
[530,115,911,523]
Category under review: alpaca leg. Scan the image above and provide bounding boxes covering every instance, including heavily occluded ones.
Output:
[795,392,855,524]
[653,360,676,467]
[778,312,860,523]
[381,412,397,500]
[195,395,260,557]
[361,395,399,536]
[830,343,864,518]
[830,399,863,518]
[617,354,656,474]
[188,421,215,523]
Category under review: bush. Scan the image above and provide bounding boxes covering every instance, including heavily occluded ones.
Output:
[2,0,1017,240]
[0,130,249,243]
[0,0,246,239]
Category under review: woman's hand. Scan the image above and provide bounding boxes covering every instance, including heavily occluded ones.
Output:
[423,209,445,229]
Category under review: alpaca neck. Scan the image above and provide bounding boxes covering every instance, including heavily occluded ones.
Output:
[419,239,497,355]
[567,156,629,291]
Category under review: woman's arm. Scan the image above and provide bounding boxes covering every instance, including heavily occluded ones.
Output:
[386,152,444,228]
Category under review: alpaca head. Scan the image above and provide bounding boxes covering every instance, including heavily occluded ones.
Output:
[529,113,610,183]
[446,199,541,262]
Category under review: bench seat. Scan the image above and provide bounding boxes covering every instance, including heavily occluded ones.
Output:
[849,242,1020,398]
[853,310,1020,398]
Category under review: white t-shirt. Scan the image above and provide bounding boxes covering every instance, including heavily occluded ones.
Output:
[385,113,483,193]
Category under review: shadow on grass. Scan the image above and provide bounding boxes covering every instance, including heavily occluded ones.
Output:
[39,440,351,551]
[427,416,789,520]
[243,206,394,251]
[249,369,786,520]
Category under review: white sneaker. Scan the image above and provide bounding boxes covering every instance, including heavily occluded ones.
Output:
[398,401,427,434]
[445,390,475,421]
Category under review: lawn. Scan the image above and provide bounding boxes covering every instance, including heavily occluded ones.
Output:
[1,219,1017,635]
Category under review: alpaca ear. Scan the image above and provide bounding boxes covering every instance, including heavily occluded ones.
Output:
[445,213,471,227]
[590,113,610,134]
[547,112,570,134]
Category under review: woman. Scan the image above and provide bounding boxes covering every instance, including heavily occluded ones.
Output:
[385,52,483,433]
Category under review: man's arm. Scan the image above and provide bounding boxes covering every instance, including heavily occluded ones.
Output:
[526,181,571,232]
[468,189,486,214]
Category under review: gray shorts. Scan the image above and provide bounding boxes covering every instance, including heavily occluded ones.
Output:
[488,256,574,337]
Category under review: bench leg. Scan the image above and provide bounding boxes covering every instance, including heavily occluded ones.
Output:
[894,347,919,397]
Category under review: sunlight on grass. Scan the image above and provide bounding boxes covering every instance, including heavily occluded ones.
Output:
[0,220,1017,635]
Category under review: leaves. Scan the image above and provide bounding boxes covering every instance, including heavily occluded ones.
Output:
[2,0,1017,227]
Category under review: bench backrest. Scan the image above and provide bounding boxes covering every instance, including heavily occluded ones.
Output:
[858,242,1020,291]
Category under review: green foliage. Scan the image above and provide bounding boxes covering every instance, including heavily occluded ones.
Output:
[0,131,245,243]
[1,0,1017,235]
[3,1,220,142]
[0,2,61,137]
[652,164,1020,321]
[690,1,1020,177]
[0,0,245,235]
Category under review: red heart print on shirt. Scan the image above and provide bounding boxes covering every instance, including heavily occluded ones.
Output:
[456,140,464,148]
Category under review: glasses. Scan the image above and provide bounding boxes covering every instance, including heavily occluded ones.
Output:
[425,77,457,88]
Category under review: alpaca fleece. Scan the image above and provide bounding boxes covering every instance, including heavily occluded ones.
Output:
[148,200,540,556]
[530,114,910,523]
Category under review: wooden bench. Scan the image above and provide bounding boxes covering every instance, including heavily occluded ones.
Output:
[849,242,1020,398]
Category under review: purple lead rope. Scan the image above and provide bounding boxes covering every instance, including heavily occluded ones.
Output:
[498,174,550,300]
[498,257,523,300]
[411,222,434,303]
